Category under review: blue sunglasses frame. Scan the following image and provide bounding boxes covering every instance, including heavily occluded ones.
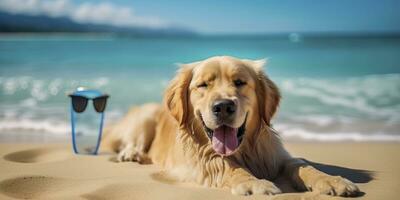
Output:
[69,89,108,155]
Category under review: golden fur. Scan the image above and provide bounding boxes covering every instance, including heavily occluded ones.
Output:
[101,56,359,196]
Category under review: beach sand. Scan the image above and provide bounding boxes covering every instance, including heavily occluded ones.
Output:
[0,142,398,200]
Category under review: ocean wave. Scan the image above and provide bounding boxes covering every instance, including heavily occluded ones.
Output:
[0,118,103,136]
[292,74,400,99]
[0,119,70,135]
[1,74,399,142]
[0,76,111,106]
[0,105,123,136]
[0,115,399,142]
[280,74,400,120]
[275,124,400,142]
[278,114,354,126]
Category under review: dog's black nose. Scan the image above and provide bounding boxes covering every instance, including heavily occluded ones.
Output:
[212,99,236,118]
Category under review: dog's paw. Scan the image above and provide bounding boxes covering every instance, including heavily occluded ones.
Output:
[231,179,282,196]
[311,176,360,197]
[117,146,152,164]
[117,146,137,162]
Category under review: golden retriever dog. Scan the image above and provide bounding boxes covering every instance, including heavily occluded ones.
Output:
[101,56,359,196]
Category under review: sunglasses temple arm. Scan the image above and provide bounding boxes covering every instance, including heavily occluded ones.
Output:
[70,105,79,154]
[93,112,105,155]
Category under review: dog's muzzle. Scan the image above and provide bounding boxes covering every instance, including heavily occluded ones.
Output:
[201,114,246,156]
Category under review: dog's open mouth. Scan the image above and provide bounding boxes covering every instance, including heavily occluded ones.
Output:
[201,115,246,156]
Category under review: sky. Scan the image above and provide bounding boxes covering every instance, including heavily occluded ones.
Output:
[1,0,399,34]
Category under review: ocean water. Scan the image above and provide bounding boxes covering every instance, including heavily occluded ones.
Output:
[0,34,399,142]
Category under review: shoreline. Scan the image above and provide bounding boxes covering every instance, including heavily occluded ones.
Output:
[1,129,400,144]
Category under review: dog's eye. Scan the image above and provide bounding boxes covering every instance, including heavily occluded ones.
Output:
[197,82,208,88]
[234,79,246,87]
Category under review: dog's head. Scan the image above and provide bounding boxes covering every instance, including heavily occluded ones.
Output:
[164,56,280,156]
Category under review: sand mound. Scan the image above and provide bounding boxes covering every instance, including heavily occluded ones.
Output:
[4,147,72,163]
[0,176,73,199]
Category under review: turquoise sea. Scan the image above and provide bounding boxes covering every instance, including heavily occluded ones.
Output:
[0,34,399,142]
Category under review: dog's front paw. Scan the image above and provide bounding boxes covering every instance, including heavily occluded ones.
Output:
[117,146,137,162]
[311,176,360,197]
[117,145,151,164]
[231,179,282,196]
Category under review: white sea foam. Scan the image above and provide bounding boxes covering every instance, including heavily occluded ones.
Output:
[293,74,400,99]
[0,76,112,102]
[4,117,397,142]
[0,119,70,135]
[31,80,49,101]
[19,98,38,107]
[0,116,100,136]
[280,74,400,121]
[93,77,109,88]
[48,78,63,96]
[3,78,17,95]
[280,114,353,126]
[275,124,400,142]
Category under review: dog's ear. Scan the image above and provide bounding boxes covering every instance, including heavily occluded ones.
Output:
[246,59,281,126]
[164,64,194,129]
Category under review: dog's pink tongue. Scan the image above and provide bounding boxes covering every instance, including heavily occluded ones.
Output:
[212,126,238,155]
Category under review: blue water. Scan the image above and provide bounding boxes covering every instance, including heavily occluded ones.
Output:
[1,34,400,142]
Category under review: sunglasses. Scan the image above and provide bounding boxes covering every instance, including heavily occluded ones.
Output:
[69,94,109,113]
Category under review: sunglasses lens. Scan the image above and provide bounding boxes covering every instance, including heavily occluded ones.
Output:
[93,96,108,113]
[71,96,88,113]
